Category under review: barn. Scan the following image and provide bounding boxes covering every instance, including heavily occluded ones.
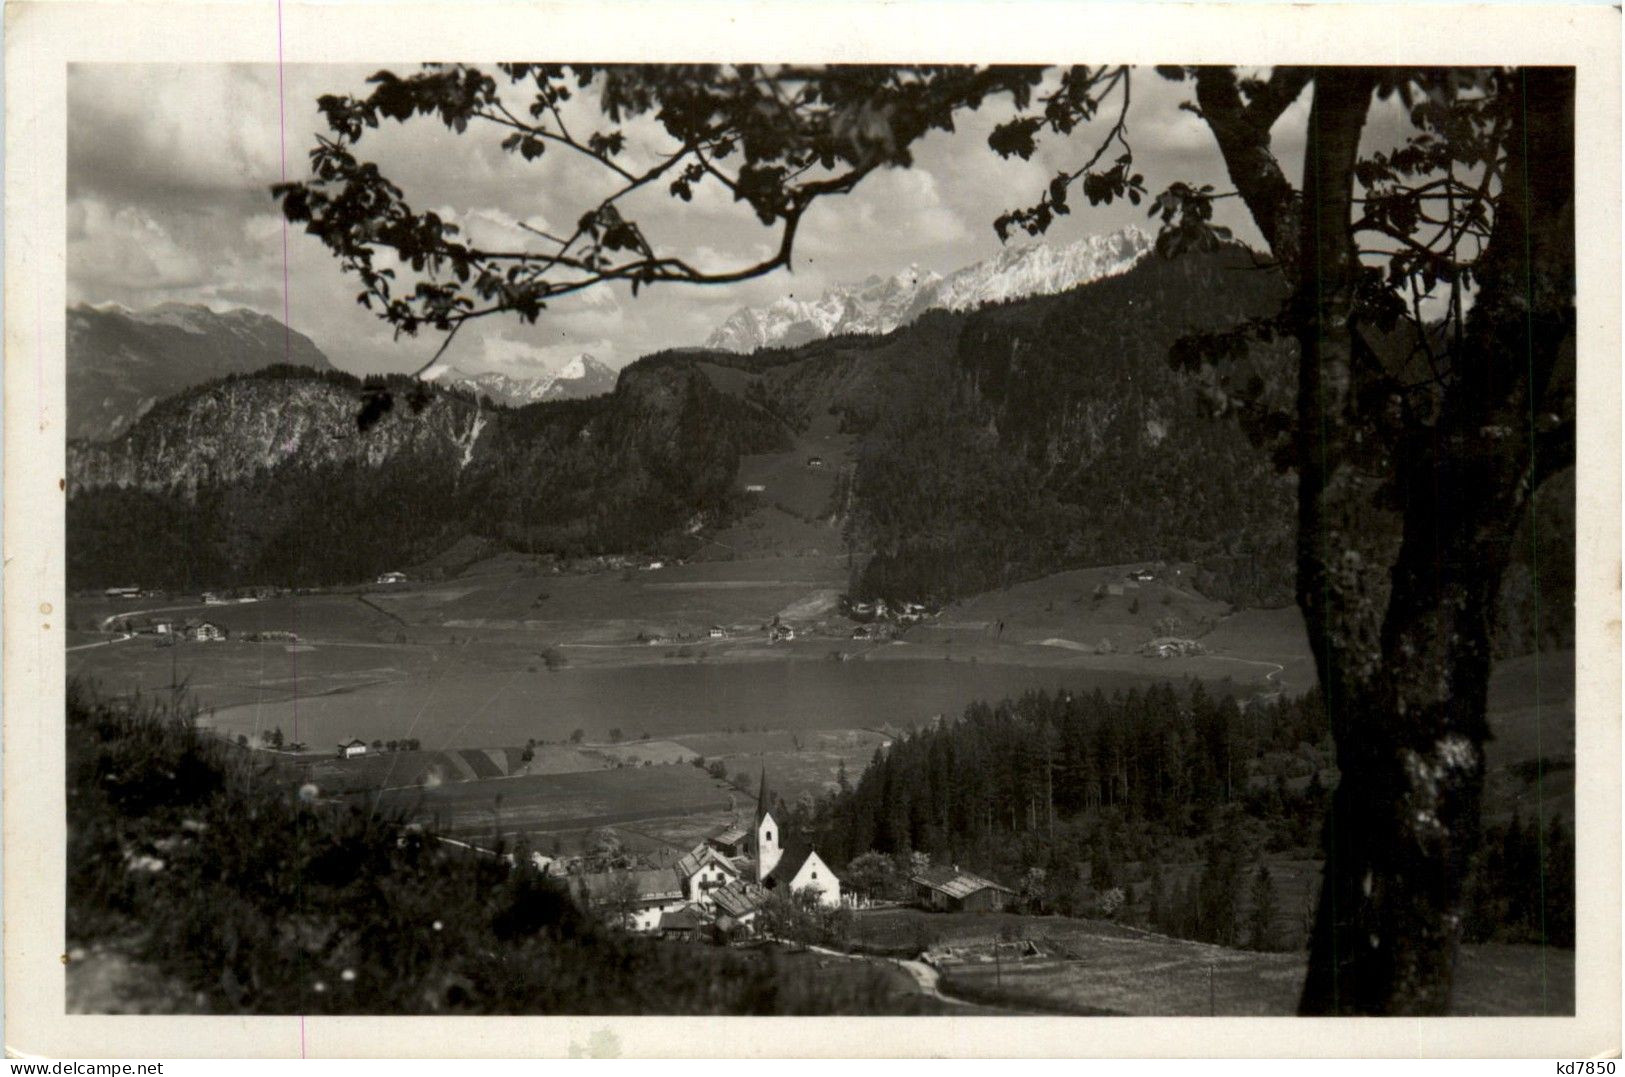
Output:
[910,865,1015,913]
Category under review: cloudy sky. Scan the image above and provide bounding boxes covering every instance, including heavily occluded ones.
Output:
[68,64,1318,377]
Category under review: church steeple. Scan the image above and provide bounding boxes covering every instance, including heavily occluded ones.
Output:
[752,768,781,882]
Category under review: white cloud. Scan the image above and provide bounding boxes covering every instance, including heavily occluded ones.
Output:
[71,63,1334,373]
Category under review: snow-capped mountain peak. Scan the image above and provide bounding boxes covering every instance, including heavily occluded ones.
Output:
[703,225,1153,353]
[423,354,617,406]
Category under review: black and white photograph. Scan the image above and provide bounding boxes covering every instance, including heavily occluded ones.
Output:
[5,0,1621,1058]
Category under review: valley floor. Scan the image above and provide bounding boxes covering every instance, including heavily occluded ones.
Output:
[67,541,1574,862]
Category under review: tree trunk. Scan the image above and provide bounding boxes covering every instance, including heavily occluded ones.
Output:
[1298,68,1576,1015]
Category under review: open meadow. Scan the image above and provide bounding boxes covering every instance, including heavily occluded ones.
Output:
[839,908,1572,1016]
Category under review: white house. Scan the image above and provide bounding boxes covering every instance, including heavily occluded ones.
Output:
[375,571,408,585]
[192,621,226,642]
[674,843,743,908]
[569,868,689,933]
[338,739,369,759]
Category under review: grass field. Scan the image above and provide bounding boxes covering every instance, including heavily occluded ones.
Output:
[837,908,1572,1016]
[674,728,890,803]
[370,762,735,839]
[940,932,1573,1016]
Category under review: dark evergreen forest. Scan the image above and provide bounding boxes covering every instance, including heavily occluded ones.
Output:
[787,681,1574,952]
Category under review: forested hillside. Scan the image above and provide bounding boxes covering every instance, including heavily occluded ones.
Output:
[67,362,789,590]
[846,248,1296,607]
[794,681,1573,952]
[66,244,1573,656]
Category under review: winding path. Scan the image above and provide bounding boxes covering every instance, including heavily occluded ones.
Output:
[67,632,133,652]
[803,943,1008,1011]
[1200,655,1285,686]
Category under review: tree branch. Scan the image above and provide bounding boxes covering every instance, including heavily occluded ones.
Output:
[1193,67,1305,276]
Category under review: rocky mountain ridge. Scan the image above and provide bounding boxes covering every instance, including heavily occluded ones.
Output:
[703,226,1153,352]
[67,302,334,441]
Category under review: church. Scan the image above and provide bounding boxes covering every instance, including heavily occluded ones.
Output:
[571,771,841,935]
[676,771,841,931]
[722,771,839,905]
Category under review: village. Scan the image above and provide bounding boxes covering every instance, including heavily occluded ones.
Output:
[542,771,1017,945]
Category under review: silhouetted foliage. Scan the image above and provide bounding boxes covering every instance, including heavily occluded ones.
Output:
[66,683,936,1014]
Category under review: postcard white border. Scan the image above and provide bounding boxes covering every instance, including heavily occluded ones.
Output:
[5,0,1620,1059]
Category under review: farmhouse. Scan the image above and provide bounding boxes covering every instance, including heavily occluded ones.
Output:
[104,585,140,599]
[805,455,825,468]
[709,625,728,639]
[744,484,766,494]
[375,571,408,585]
[674,843,743,905]
[1141,637,1206,659]
[569,867,689,933]
[709,880,771,926]
[656,904,705,940]
[338,739,369,759]
[190,620,226,642]
[769,623,796,643]
[910,865,1015,913]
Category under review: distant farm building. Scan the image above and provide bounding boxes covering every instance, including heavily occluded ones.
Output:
[104,586,140,599]
[1141,637,1206,659]
[190,621,226,643]
[910,866,1015,913]
[769,623,796,643]
[1128,568,1156,582]
[338,739,369,759]
[709,625,728,639]
[375,571,408,585]
[805,456,826,468]
[744,484,766,494]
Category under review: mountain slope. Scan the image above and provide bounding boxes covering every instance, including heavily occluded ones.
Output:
[66,362,790,590]
[704,226,1152,352]
[67,303,333,440]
